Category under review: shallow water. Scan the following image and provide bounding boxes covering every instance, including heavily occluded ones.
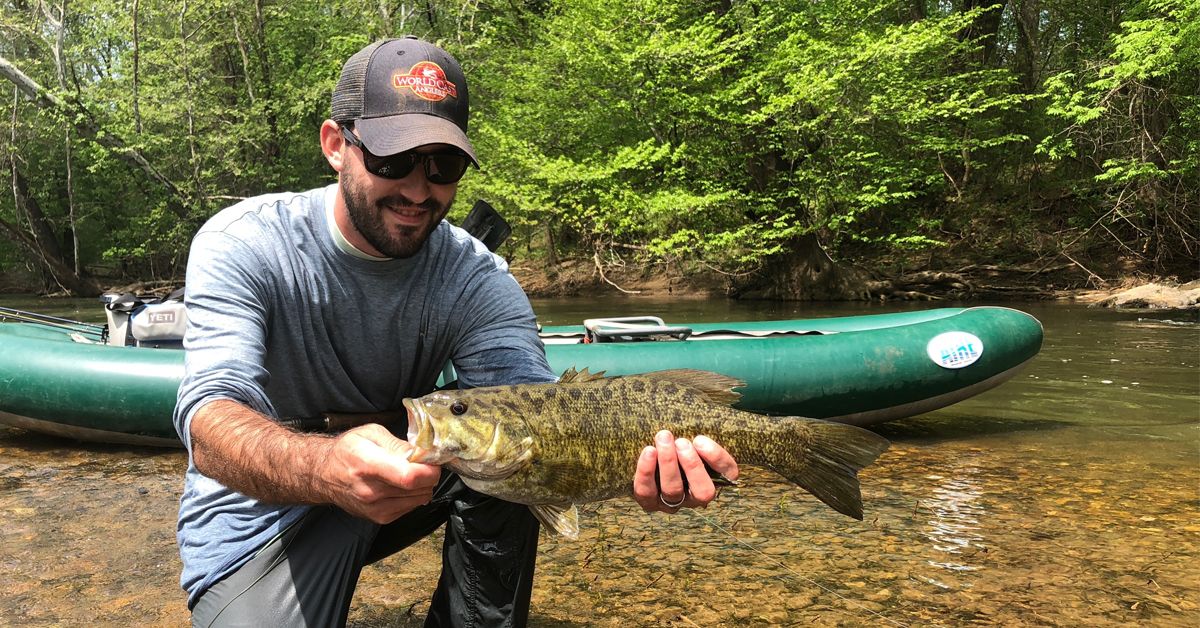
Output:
[0,298,1196,627]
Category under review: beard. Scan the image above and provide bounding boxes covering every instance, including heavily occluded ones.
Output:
[340,168,454,259]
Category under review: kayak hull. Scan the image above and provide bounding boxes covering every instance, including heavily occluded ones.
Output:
[0,307,1042,447]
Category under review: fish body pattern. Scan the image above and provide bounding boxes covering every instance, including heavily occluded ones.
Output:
[404,368,889,536]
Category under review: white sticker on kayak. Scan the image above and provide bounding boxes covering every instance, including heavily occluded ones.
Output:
[927,332,984,369]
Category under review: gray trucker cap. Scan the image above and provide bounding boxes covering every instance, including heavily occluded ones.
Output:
[331,36,478,165]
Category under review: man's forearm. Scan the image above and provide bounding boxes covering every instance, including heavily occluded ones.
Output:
[190,399,335,505]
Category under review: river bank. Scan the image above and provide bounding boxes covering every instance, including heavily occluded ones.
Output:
[510,260,1200,312]
[2,256,1197,314]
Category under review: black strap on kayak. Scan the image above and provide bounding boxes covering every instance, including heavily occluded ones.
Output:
[104,293,147,314]
[104,287,185,314]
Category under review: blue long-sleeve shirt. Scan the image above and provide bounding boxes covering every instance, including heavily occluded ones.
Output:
[173,184,555,608]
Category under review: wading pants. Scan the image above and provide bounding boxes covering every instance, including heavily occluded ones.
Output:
[190,470,540,628]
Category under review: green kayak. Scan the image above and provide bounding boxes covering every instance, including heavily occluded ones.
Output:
[0,306,1042,448]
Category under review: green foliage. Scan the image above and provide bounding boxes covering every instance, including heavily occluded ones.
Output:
[457,0,1043,266]
[0,0,1194,283]
[1038,0,1198,267]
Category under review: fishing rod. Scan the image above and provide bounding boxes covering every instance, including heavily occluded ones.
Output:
[0,305,106,337]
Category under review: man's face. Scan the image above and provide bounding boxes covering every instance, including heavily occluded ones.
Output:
[339,142,458,259]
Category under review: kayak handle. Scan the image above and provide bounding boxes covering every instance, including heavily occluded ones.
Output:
[583,317,692,343]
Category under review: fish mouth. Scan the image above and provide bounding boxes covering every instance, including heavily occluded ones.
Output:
[402,398,457,466]
[403,398,429,448]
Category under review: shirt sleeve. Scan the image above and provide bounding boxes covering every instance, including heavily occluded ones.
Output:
[173,230,276,452]
[448,262,558,389]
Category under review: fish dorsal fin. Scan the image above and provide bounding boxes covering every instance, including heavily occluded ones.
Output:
[632,369,745,406]
[558,366,607,383]
[529,503,579,538]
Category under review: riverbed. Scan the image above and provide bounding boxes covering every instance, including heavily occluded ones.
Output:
[0,299,1196,627]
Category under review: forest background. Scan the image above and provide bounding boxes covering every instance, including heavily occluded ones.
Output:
[0,0,1196,300]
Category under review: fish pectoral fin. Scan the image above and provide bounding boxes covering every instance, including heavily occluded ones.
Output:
[632,370,745,406]
[529,503,579,539]
[558,366,607,384]
[528,458,594,495]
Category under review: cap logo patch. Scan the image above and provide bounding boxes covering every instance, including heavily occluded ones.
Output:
[393,62,458,102]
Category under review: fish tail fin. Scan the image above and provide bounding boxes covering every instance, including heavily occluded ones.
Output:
[766,419,890,520]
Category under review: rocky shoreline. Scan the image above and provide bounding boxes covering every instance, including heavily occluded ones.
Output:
[1080,280,1200,312]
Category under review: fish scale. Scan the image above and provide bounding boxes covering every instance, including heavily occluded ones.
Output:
[404,368,890,537]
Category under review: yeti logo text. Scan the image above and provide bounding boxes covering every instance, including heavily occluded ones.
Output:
[393,62,458,102]
[147,311,176,324]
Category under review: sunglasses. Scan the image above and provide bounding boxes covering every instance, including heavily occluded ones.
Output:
[340,126,471,184]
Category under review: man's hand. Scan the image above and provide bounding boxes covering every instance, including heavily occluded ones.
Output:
[632,430,739,513]
[190,400,441,525]
[320,424,442,524]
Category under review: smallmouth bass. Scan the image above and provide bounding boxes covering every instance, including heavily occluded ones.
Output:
[403,368,889,537]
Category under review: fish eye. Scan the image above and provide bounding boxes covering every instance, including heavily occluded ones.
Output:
[450,401,468,416]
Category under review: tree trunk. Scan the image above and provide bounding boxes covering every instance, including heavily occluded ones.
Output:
[1012,0,1040,93]
[957,0,1008,67]
[731,234,874,301]
[908,0,926,22]
[66,124,80,275]
[252,0,280,165]
[10,162,65,263]
[544,222,560,266]
[231,10,256,105]
[179,0,205,216]
[0,214,101,296]
[132,0,143,133]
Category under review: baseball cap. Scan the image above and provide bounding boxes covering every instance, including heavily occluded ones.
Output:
[331,36,478,166]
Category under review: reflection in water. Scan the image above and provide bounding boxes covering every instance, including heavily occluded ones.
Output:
[921,457,985,576]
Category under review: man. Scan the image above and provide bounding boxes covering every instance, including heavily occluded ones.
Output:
[174,36,738,628]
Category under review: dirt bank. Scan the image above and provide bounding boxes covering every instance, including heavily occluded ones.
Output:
[510,257,1198,307]
[4,253,1195,308]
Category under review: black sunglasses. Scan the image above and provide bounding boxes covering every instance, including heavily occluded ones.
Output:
[340,126,471,184]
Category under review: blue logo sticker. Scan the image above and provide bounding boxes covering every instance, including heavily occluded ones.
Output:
[926,332,984,369]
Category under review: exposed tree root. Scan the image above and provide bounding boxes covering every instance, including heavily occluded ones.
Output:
[593,251,641,295]
[729,235,1087,301]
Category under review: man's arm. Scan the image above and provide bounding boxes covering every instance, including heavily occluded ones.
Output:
[177,229,440,525]
[190,399,442,524]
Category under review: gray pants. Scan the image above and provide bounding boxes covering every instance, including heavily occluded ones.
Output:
[191,471,540,628]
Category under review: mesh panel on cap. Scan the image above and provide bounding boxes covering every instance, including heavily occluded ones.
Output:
[331,39,393,122]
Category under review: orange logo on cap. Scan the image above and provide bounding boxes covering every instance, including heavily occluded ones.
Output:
[393,62,458,102]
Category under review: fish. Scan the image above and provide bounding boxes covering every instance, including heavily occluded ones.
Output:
[403,368,890,538]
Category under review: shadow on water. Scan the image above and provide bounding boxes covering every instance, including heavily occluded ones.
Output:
[872,413,1075,444]
[0,425,180,458]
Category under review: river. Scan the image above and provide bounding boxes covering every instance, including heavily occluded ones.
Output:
[0,297,1196,627]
